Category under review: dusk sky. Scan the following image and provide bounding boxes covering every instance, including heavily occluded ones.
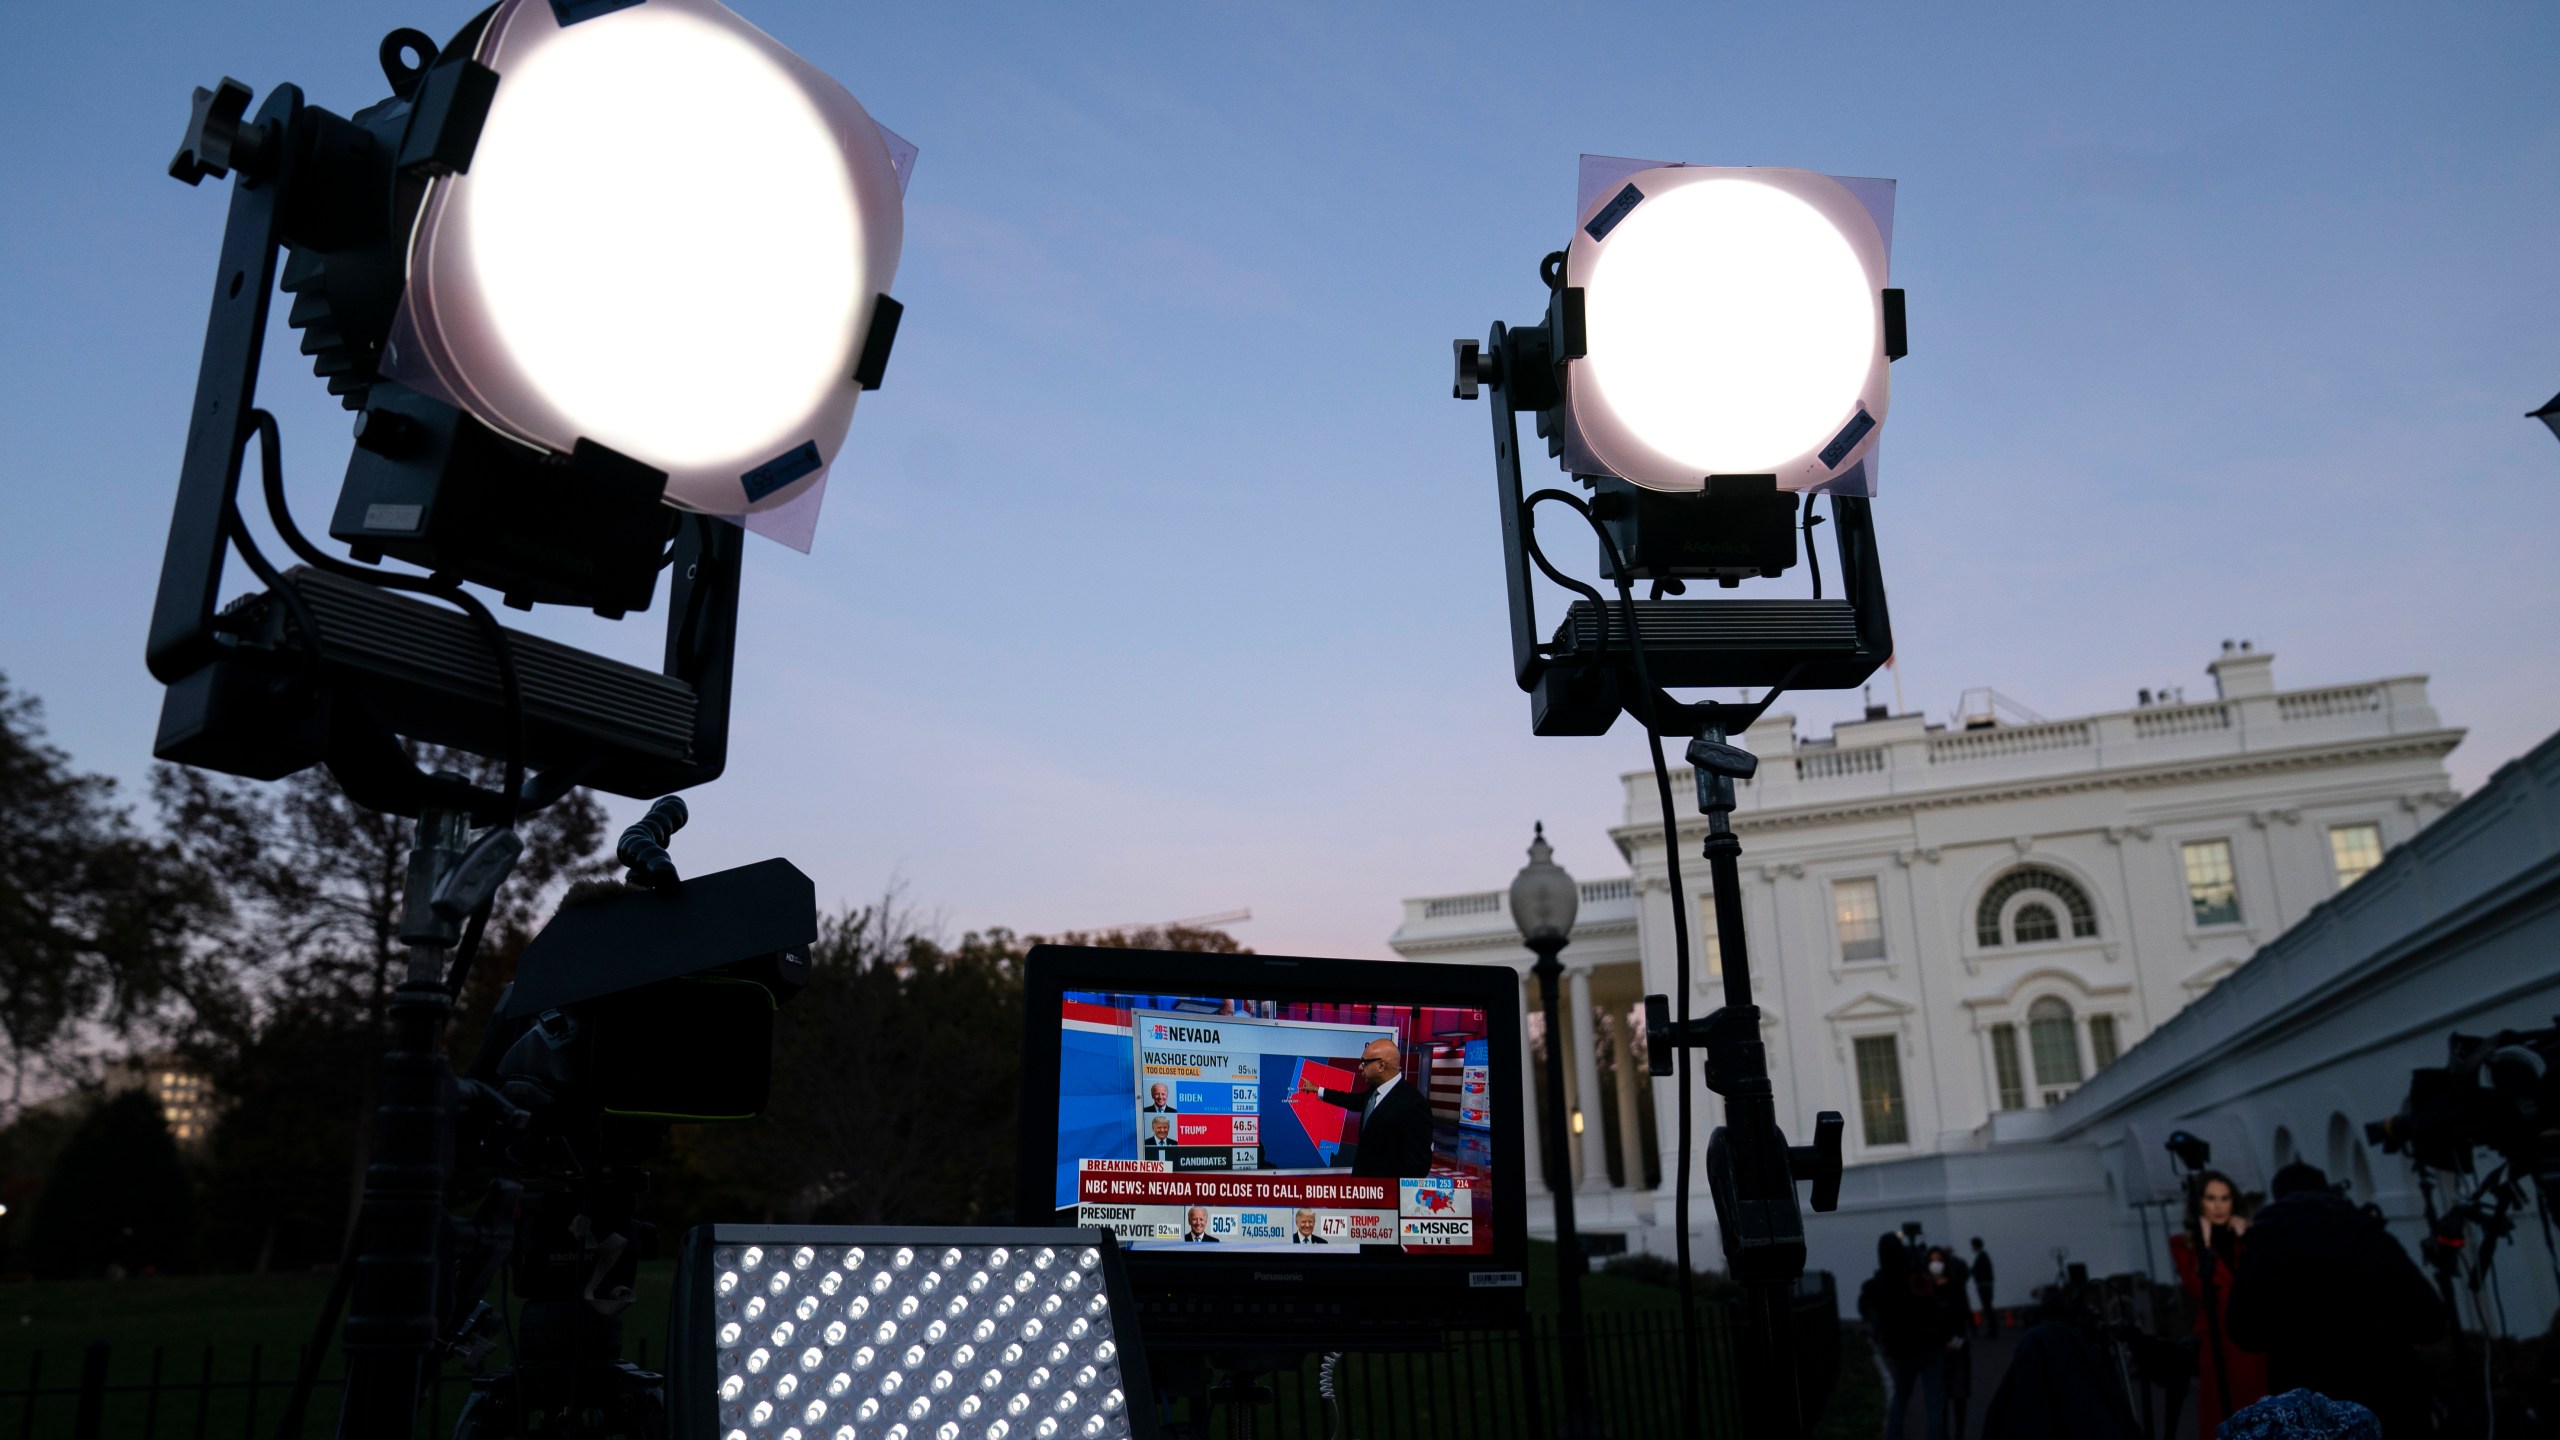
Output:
[4,2,2555,960]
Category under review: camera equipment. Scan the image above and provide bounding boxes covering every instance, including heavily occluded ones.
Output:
[1460,160,1902,1438]
[2367,1022,2560,1430]
[668,1226,1158,1440]
[437,825,819,1424]
[1016,947,1527,1435]
[2368,1022,2560,1187]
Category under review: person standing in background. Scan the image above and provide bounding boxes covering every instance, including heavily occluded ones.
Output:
[1861,1233,1955,1440]
[2226,1161,2444,1436]
[1929,1247,1975,1440]
[1969,1238,1997,1336]
[2169,1169,2268,1436]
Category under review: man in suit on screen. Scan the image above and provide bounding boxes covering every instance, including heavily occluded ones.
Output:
[1302,1038,1434,1178]
[1143,1083,1177,1114]
[1144,1115,1177,1160]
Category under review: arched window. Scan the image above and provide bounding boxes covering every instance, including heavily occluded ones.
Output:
[2013,902,2059,943]
[1976,867,2099,947]
[2027,997,2082,1100]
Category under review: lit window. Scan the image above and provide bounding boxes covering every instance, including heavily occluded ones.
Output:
[1989,1024,2025,1112]
[1833,878,1884,962]
[2182,840,2242,926]
[2089,1015,2120,1070]
[2329,823,2383,889]
[1853,1035,1908,1146]
[2028,997,2082,1102]
[2012,902,2059,944]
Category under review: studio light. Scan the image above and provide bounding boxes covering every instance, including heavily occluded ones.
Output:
[1456,156,1882,1438]
[672,1228,1157,1440]
[391,0,906,516]
[1562,167,1893,493]
[149,0,911,820]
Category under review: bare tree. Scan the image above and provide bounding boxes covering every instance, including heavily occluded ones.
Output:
[0,675,218,1120]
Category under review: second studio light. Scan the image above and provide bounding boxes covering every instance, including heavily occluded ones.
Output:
[672,1229,1156,1440]
[1558,165,1895,494]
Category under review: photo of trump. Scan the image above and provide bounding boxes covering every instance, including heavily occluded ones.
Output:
[1290,1208,1327,1244]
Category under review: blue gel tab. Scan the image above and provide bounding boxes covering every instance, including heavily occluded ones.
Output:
[1585,184,1645,242]
[551,0,647,25]
[1818,408,1875,470]
[741,441,821,503]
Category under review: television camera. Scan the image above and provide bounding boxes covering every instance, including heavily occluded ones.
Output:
[2368,1022,2560,1186]
[2366,1023,2560,1383]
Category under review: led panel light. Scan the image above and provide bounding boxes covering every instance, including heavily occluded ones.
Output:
[385,0,905,518]
[1561,166,1890,494]
[674,1226,1157,1440]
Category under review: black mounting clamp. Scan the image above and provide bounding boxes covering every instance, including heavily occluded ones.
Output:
[1641,997,1845,1214]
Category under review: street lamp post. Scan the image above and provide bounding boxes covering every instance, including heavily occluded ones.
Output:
[1511,823,1603,1440]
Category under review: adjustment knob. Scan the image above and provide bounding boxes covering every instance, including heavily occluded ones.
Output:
[1790,1111,1846,1213]
[1644,994,1674,1076]
[169,78,272,185]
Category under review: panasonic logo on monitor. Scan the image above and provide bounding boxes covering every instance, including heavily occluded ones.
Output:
[1151,1024,1221,1043]
[1252,1272,1305,1283]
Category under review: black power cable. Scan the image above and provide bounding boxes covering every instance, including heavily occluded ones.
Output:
[243,407,528,824]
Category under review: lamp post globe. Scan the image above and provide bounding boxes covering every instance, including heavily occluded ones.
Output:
[1510,822,1580,946]
[1512,823,1603,1438]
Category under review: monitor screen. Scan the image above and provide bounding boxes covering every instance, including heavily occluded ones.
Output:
[1052,991,1496,1254]
[1018,942,1527,1354]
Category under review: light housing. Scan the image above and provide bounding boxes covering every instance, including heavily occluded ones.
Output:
[148,4,911,818]
[671,1227,1158,1440]
[1556,165,1892,494]
[385,0,907,522]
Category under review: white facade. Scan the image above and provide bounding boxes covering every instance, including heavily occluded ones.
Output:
[1390,647,2463,1258]
[1800,721,2560,1326]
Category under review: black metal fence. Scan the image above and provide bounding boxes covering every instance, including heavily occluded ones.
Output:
[3,1277,1837,1439]
[0,1338,631,1440]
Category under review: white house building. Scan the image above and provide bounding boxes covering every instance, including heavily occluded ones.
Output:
[1390,645,2464,1259]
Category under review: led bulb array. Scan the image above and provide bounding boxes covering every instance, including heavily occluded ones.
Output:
[711,1241,1134,1440]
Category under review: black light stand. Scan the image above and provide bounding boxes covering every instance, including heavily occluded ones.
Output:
[340,793,525,1434]
[1457,260,1885,1438]
[1645,734,1845,1440]
[1527,933,1603,1440]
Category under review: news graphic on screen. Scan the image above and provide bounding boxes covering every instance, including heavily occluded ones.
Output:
[1054,994,1495,1254]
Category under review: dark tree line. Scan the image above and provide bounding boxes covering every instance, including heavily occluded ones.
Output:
[0,669,1249,1276]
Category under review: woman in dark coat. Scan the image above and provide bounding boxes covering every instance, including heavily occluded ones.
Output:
[2168,1169,2269,1436]
[1928,1247,1975,1440]
[1860,1232,1954,1440]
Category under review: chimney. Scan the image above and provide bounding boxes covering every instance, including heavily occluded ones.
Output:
[2207,641,2275,699]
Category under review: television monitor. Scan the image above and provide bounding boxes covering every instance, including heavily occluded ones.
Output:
[1016,945,1528,1350]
